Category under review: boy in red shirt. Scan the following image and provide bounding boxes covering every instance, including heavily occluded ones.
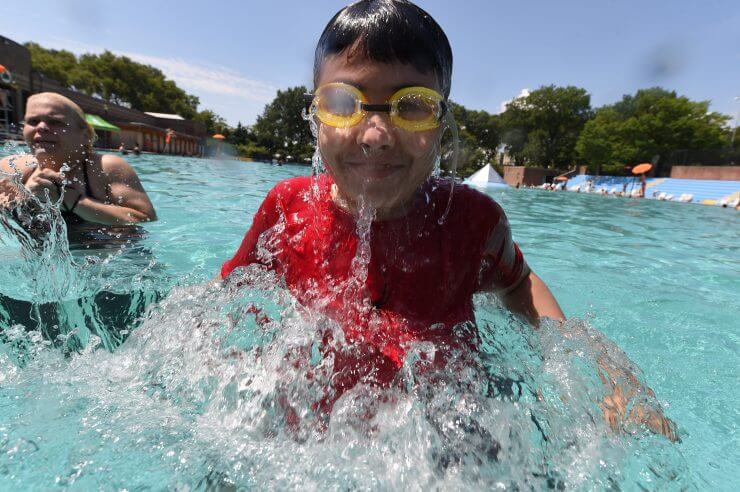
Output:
[222,0,675,440]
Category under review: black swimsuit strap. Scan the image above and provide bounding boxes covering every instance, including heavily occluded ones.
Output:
[83,157,93,197]
[82,156,111,203]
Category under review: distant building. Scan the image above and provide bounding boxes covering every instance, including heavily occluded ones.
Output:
[0,35,205,155]
[503,166,564,187]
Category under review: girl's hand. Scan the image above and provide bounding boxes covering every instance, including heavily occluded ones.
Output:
[25,172,60,201]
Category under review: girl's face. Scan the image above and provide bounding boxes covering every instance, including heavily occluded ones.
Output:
[23,96,90,166]
[316,55,443,218]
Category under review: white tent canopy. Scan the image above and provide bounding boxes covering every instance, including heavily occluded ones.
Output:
[465,164,508,187]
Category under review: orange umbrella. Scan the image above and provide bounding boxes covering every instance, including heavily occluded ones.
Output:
[554,176,569,182]
[212,134,226,140]
[631,163,652,175]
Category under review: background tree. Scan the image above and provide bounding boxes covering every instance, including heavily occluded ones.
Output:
[499,85,592,168]
[250,86,314,162]
[228,122,250,145]
[448,102,501,177]
[72,51,200,117]
[26,43,223,126]
[193,110,229,135]
[576,88,730,174]
[25,43,78,87]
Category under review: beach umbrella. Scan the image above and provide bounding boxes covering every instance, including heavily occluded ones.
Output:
[631,163,652,175]
[211,134,226,158]
[554,176,569,182]
[630,162,652,197]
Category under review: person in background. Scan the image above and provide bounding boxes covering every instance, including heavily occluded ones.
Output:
[0,92,156,227]
[0,92,159,348]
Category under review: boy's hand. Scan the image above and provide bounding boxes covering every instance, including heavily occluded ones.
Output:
[598,357,678,441]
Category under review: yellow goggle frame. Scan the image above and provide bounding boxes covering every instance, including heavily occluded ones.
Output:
[307,83,447,132]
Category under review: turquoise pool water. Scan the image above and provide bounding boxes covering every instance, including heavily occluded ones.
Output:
[0,151,738,489]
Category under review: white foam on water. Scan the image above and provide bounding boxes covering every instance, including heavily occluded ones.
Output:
[0,265,693,489]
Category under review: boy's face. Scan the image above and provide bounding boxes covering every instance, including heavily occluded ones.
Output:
[316,55,443,217]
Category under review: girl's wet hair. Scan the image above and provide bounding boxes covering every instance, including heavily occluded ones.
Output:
[314,0,453,98]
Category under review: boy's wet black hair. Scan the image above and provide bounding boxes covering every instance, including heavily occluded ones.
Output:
[313,0,453,98]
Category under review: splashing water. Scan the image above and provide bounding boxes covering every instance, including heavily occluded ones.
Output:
[0,155,76,300]
[0,143,693,488]
[0,266,692,489]
[0,185,690,488]
[0,153,164,351]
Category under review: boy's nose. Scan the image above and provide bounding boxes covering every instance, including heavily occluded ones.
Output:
[356,113,395,152]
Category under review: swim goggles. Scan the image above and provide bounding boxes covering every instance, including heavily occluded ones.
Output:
[306,83,447,132]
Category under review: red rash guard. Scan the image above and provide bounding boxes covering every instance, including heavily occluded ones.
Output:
[221,174,529,399]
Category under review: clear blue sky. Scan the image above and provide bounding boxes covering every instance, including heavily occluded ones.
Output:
[4,0,739,125]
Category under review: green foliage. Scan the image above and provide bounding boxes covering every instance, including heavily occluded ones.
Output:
[250,86,314,162]
[448,102,500,177]
[228,122,250,145]
[25,43,78,87]
[576,88,730,174]
[499,85,592,168]
[74,51,200,117]
[236,142,271,161]
[193,110,229,135]
[25,42,221,124]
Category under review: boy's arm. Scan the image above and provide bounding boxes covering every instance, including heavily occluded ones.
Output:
[220,186,282,281]
[500,270,565,326]
[500,272,677,440]
[475,200,563,325]
[477,204,676,441]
